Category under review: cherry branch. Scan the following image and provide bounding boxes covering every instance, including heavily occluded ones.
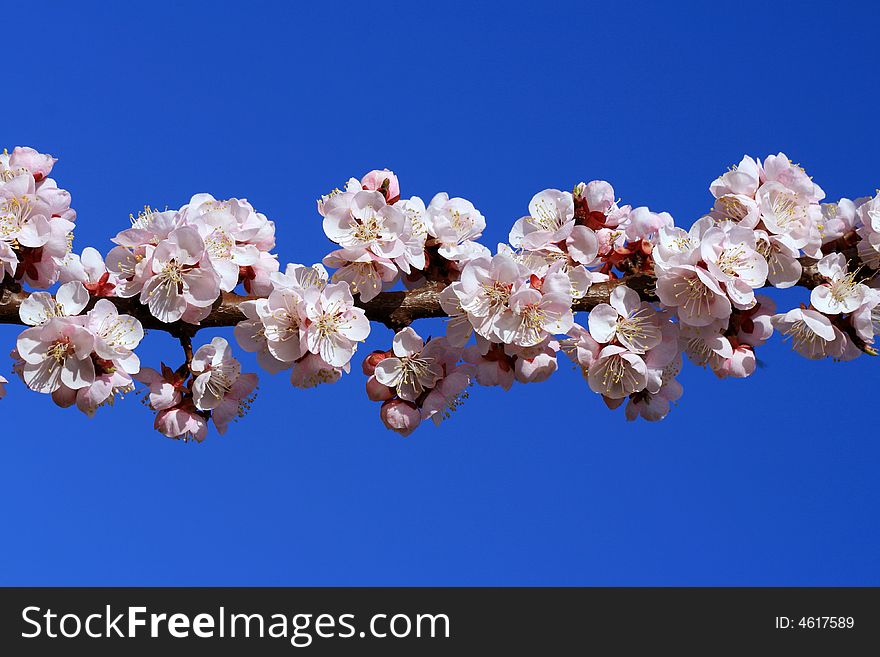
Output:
[0,255,832,334]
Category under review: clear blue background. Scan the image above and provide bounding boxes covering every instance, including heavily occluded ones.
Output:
[2,1,878,585]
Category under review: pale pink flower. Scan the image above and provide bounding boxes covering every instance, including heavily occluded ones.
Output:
[754,230,802,289]
[512,340,559,384]
[561,323,602,371]
[16,317,95,393]
[735,296,776,347]
[323,247,398,302]
[439,282,474,347]
[819,198,859,244]
[366,375,395,401]
[756,182,814,245]
[0,173,52,250]
[140,227,221,323]
[495,272,574,347]
[456,252,528,338]
[711,194,761,228]
[19,281,89,326]
[810,253,865,315]
[587,285,662,353]
[59,247,118,296]
[113,207,180,249]
[587,345,648,399]
[423,193,486,261]
[211,373,258,434]
[86,299,144,374]
[625,378,683,422]
[188,209,262,292]
[624,207,674,242]
[420,367,472,425]
[154,401,208,442]
[191,337,242,411]
[574,180,616,214]
[373,327,444,401]
[700,222,768,308]
[655,265,732,327]
[678,322,730,369]
[761,152,825,202]
[261,285,308,363]
[135,364,186,411]
[509,189,575,250]
[290,353,344,388]
[233,299,290,374]
[6,146,57,181]
[709,155,761,198]
[74,369,136,417]
[464,342,515,390]
[105,244,154,298]
[772,308,845,360]
[323,190,405,258]
[303,282,370,367]
[851,288,879,345]
[712,341,756,379]
[653,217,712,271]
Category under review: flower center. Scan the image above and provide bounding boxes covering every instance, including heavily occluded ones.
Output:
[48,339,72,364]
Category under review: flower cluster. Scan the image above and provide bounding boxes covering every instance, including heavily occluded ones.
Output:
[12,282,144,415]
[98,193,279,323]
[136,337,257,441]
[362,327,472,437]
[233,262,370,386]
[1,147,77,288]
[2,149,878,442]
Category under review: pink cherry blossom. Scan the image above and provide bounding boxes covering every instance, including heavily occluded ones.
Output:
[290,353,344,388]
[655,265,732,327]
[772,308,845,360]
[423,193,486,261]
[191,337,242,411]
[373,327,444,401]
[135,364,186,411]
[303,282,370,367]
[19,281,89,326]
[140,226,221,323]
[509,189,575,251]
[588,285,662,353]
[810,253,865,315]
[154,401,208,443]
[323,247,398,302]
[494,272,573,347]
[710,155,761,199]
[16,318,96,393]
[420,366,472,425]
[587,345,648,399]
[211,373,258,434]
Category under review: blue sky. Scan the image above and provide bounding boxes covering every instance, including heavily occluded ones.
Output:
[1,1,878,585]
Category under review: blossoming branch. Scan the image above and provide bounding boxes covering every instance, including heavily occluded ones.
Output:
[0,147,876,440]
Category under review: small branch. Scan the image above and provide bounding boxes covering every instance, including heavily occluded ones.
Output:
[178,333,194,368]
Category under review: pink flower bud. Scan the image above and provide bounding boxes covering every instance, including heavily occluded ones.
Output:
[362,350,389,376]
[366,375,394,402]
[380,399,421,437]
[361,169,400,203]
